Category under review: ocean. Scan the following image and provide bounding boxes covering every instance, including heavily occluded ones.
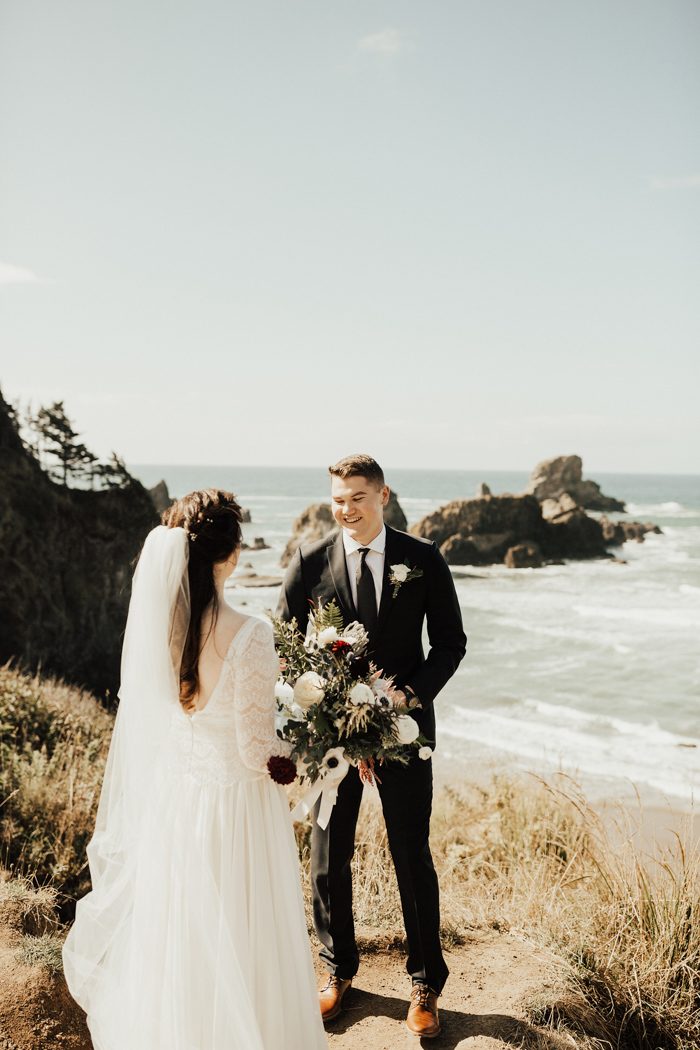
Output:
[131,464,700,811]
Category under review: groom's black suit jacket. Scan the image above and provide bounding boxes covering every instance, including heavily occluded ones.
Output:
[276,524,467,747]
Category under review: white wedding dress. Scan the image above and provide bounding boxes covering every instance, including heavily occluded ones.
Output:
[63,608,328,1050]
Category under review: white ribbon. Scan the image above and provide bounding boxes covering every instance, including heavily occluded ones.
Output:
[290,752,350,830]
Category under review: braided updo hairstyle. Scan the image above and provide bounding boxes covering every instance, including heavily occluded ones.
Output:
[161,488,244,710]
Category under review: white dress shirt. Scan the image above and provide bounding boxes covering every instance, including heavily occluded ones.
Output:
[342,523,386,614]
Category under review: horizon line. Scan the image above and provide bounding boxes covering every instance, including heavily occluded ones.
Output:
[128,461,700,479]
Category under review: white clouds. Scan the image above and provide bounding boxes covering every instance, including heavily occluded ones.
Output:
[0,261,41,284]
[649,174,700,190]
[358,27,411,57]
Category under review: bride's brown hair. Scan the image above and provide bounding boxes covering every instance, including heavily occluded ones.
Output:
[161,489,243,710]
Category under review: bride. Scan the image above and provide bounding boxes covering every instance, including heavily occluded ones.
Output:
[62,489,328,1050]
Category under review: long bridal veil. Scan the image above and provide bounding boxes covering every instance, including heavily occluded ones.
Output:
[63,525,190,1007]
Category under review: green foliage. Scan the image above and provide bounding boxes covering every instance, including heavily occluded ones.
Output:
[31,401,90,486]
[17,933,65,974]
[96,451,136,490]
[309,598,345,633]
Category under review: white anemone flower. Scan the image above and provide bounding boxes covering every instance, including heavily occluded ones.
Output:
[320,746,347,773]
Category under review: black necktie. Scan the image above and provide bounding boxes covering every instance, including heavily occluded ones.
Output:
[355,547,378,635]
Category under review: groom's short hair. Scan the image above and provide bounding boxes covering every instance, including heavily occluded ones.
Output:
[328,454,385,489]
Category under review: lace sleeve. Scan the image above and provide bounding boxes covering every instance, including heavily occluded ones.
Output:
[232,617,292,773]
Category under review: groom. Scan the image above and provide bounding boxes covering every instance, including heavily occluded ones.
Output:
[276,454,467,1038]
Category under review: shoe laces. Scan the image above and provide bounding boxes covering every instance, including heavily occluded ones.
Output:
[323,975,347,992]
[411,984,434,1007]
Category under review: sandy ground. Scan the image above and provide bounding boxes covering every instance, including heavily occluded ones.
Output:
[312,933,575,1050]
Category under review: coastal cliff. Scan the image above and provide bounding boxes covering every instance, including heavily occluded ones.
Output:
[0,391,157,697]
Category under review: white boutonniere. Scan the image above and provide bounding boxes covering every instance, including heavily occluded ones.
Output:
[388,562,424,598]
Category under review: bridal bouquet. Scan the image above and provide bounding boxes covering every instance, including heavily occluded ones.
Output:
[271,599,426,828]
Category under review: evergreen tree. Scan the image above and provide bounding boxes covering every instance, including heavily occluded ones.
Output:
[95,452,135,490]
[74,444,100,489]
[33,401,85,485]
[21,398,136,490]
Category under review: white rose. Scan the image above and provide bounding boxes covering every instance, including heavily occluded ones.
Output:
[390,563,410,582]
[348,682,375,707]
[395,714,420,744]
[274,679,294,704]
[293,671,326,710]
[418,746,433,760]
[318,626,339,646]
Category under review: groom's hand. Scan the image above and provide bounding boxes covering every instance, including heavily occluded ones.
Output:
[387,686,421,709]
[402,685,422,710]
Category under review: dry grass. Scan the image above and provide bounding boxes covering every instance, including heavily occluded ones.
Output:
[2,665,698,1048]
[0,664,112,911]
[0,871,64,976]
[309,772,699,1050]
[16,932,65,974]
[0,871,60,937]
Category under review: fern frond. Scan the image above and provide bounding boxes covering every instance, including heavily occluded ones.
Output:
[312,598,345,633]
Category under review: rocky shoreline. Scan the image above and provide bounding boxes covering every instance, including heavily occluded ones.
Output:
[281,455,661,571]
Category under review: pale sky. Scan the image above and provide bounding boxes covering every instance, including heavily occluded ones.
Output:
[1,1,698,473]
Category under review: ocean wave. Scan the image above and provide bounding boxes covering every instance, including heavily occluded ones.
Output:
[491,614,643,649]
[572,603,700,630]
[442,703,700,801]
[522,698,683,744]
[625,501,699,519]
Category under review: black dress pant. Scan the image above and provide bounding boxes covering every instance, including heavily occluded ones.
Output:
[310,753,449,994]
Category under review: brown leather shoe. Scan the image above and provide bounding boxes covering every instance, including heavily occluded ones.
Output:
[406,984,441,1038]
[319,974,352,1022]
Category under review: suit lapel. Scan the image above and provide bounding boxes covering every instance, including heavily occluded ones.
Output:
[326,524,405,639]
[375,525,402,639]
[326,530,358,624]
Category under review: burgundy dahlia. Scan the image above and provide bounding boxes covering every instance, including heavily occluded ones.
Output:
[331,639,352,654]
[267,755,297,785]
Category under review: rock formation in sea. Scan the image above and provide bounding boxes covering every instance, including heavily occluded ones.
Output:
[411,484,662,568]
[598,516,662,545]
[410,492,611,565]
[148,478,171,514]
[280,490,408,567]
[0,389,158,697]
[241,536,270,550]
[524,454,626,512]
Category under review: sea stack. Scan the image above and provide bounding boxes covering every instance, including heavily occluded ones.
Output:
[524,455,626,512]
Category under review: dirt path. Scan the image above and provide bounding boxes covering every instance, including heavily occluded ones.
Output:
[314,932,575,1050]
[0,926,576,1049]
